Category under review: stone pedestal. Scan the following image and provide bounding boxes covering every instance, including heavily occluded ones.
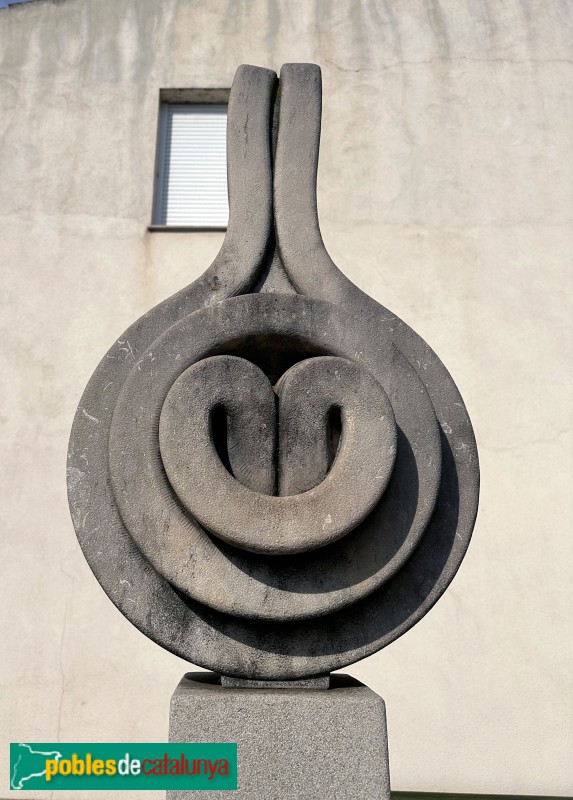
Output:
[168,672,391,800]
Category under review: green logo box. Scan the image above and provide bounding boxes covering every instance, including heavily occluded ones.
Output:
[10,742,237,791]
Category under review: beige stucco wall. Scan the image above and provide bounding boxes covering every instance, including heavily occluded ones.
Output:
[1,0,572,796]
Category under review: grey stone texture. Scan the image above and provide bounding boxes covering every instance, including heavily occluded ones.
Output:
[67,63,479,679]
[168,673,390,800]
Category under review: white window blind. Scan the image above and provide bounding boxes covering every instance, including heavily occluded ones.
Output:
[154,103,229,228]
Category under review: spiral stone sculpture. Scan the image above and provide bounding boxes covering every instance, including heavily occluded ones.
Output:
[67,63,479,681]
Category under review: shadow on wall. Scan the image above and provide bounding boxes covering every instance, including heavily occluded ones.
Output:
[0,0,65,8]
[0,0,31,7]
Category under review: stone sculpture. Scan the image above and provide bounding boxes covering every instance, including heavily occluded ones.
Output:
[68,62,479,797]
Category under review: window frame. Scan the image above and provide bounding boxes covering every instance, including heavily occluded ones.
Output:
[149,88,231,232]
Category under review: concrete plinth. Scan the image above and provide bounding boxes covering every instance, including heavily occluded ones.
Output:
[168,672,391,800]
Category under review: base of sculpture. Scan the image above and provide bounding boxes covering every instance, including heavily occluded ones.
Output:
[167,672,391,800]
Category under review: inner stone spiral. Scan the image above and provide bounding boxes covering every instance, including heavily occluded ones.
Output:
[108,293,442,622]
[159,355,397,555]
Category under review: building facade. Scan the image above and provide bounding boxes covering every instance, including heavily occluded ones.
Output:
[1,0,572,797]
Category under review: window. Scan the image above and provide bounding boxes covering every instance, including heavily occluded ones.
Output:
[152,89,230,230]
